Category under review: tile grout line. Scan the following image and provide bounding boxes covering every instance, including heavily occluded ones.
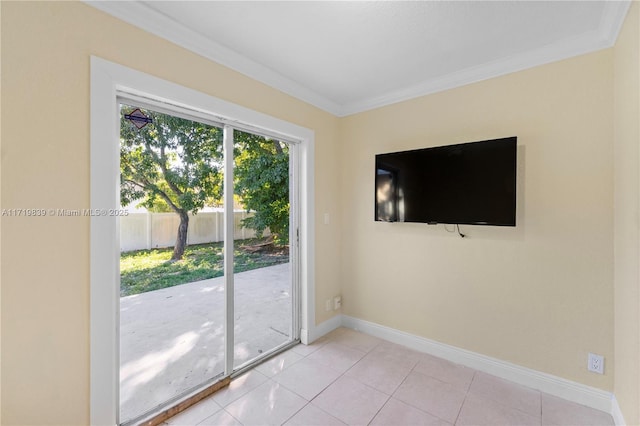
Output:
[539,390,544,422]
[319,337,383,425]
[271,335,356,425]
[341,338,391,426]
[366,392,392,426]
[302,333,390,425]
[466,373,544,422]
[267,347,317,426]
[213,407,244,426]
[392,368,466,425]
[278,399,309,426]
[452,370,477,426]
[365,366,418,426]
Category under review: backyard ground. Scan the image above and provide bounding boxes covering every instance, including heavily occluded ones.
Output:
[120,237,289,296]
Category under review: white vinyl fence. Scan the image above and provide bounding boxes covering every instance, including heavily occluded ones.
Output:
[120,211,265,252]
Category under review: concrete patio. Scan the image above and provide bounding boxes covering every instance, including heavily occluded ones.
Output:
[119,263,292,422]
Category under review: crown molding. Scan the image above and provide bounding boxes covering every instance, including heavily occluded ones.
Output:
[599,0,632,46]
[340,0,631,116]
[84,1,342,115]
[85,1,631,118]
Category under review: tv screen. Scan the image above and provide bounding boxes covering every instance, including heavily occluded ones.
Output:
[375,137,517,226]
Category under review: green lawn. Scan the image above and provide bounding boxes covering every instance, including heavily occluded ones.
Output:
[120,238,289,296]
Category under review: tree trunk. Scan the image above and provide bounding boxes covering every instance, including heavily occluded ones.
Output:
[171,210,189,260]
[273,140,283,155]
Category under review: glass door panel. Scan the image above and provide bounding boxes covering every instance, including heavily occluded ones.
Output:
[232,130,294,369]
[118,103,226,423]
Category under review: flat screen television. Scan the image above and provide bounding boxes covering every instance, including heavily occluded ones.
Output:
[375,136,517,226]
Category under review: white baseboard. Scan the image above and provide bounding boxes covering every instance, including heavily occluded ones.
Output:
[340,315,615,416]
[611,396,627,426]
[306,313,342,343]
[299,328,310,345]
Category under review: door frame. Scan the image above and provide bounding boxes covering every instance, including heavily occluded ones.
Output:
[90,57,316,425]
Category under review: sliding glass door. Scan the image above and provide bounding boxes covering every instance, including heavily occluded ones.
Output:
[118,102,298,424]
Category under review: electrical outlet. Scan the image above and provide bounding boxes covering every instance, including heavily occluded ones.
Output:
[325,299,332,312]
[334,296,342,310]
[588,353,604,374]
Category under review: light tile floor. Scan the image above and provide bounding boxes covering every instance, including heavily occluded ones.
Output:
[164,328,615,426]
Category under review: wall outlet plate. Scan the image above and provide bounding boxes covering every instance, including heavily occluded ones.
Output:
[588,353,604,374]
[333,296,342,310]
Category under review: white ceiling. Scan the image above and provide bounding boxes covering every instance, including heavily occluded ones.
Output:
[88,1,630,117]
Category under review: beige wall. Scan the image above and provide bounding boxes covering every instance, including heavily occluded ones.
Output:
[614,2,640,425]
[339,50,615,390]
[0,2,341,424]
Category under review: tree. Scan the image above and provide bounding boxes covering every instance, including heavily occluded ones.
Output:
[234,131,290,245]
[120,106,223,260]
